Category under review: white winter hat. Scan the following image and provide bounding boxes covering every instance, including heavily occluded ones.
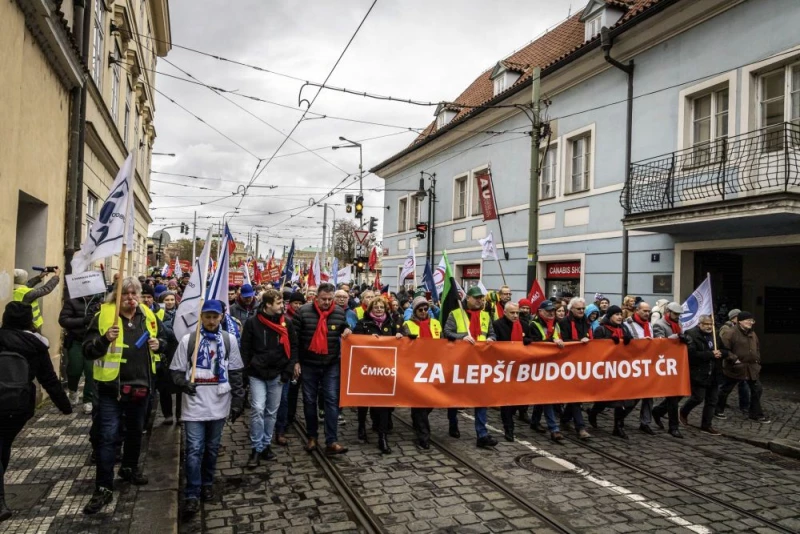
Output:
[14,269,28,285]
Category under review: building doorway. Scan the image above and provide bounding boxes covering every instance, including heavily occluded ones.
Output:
[15,191,48,281]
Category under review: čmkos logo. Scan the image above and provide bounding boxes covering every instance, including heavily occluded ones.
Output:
[346,345,398,396]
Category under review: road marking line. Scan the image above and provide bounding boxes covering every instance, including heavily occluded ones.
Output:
[459,412,712,534]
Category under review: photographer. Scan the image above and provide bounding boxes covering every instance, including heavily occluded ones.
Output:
[12,267,60,332]
[58,291,103,415]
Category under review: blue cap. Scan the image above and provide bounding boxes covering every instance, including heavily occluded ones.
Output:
[201,299,224,315]
[538,300,556,312]
[154,284,168,298]
[240,284,256,298]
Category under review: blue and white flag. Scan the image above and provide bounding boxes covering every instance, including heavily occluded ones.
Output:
[208,224,234,302]
[160,263,169,278]
[422,260,439,302]
[282,239,296,282]
[173,255,182,279]
[681,275,713,330]
[174,228,213,343]
[331,257,339,286]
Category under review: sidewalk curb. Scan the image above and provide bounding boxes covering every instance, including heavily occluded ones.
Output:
[130,424,181,534]
[723,431,800,460]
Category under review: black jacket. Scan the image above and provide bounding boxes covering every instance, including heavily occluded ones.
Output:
[593,320,632,343]
[241,312,298,382]
[523,316,558,345]
[353,315,399,337]
[0,328,72,419]
[58,295,103,343]
[294,302,349,366]
[685,326,726,386]
[492,317,526,342]
[558,314,592,341]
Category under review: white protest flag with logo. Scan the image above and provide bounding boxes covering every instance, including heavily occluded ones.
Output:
[308,252,321,287]
[337,264,352,284]
[478,231,499,261]
[434,256,464,299]
[242,261,252,286]
[680,274,713,330]
[208,224,234,302]
[174,228,213,343]
[71,151,136,273]
[173,256,182,279]
[399,246,416,287]
[477,280,489,296]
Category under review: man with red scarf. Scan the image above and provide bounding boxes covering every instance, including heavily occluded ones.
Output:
[623,301,657,435]
[444,286,497,448]
[492,302,527,442]
[556,297,592,440]
[488,285,513,320]
[652,302,686,438]
[293,283,351,455]
[241,289,299,467]
[354,290,374,321]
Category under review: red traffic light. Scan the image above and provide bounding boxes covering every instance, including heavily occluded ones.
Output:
[415,223,428,233]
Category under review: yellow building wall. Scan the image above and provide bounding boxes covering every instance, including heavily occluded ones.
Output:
[0,1,71,366]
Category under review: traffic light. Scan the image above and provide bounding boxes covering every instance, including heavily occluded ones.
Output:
[356,257,366,270]
[415,222,428,240]
[368,216,377,233]
[345,194,354,214]
[147,244,154,255]
[179,223,187,234]
[354,196,364,219]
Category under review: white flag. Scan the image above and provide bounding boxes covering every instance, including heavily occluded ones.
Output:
[434,256,464,299]
[173,256,182,279]
[291,265,300,284]
[399,247,416,286]
[71,151,136,273]
[242,261,252,286]
[337,265,352,284]
[308,252,321,287]
[208,224,234,302]
[479,231,499,261]
[160,263,169,278]
[332,258,339,286]
[680,275,713,330]
[477,280,488,296]
[174,228,212,343]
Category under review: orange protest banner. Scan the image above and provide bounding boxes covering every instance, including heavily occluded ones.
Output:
[340,336,690,408]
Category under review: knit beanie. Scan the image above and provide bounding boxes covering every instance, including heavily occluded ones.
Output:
[737,311,754,322]
[412,296,428,310]
[2,301,34,330]
[605,305,623,319]
[14,269,28,286]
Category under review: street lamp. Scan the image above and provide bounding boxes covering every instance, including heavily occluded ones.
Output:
[413,172,437,267]
[332,137,363,197]
[152,152,176,157]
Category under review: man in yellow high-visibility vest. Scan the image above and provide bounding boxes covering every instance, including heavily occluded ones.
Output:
[12,268,60,332]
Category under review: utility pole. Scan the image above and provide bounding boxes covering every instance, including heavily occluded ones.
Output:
[255,233,259,259]
[321,202,329,265]
[191,211,197,260]
[526,67,542,293]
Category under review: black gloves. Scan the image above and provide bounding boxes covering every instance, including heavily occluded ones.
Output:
[623,334,632,346]
[182,382,198,396]
[171,371,197,396]
[229,400,244,423]
[612,336,620,345]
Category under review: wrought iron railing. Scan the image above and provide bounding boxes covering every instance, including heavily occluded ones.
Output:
[621,122,800,215]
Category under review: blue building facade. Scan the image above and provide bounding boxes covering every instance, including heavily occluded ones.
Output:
[372,0,800,363]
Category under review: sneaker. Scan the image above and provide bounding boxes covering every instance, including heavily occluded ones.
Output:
[678,412,688,426]
[476,435,498,448]
[260,446,277,461]
[338,414,347,425]
[68,391,80,405]
[550,431,565,443]
[83,402,93,415]
[700,426,722,436]
[183,498,200,516]
[162,416,174,425]
[751,416,771,424]
[578,429,591,440]
[714,411,727,420]
[118,467,148,485]
[83,488,112,514]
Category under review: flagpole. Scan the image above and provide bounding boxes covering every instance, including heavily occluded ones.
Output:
[111,152,136,353]
[707,272,717,351]
[190,251,211,383]
[110,244,127,354]
[497,258,507,286]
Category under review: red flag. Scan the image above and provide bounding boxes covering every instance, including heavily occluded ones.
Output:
[265,257,274,282]
[368,247,377,271]
[475,170,498,221]
[528,279,546,311]
[373,272,381,291]
[253,260,262,284]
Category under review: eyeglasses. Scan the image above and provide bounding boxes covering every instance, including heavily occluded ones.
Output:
[573,307,585,311]
[417,306,429,312]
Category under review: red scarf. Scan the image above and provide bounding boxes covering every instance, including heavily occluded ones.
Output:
[542,317,555,338]
[417,319,433,338]
[309,301,335,355]
[496,302,504,319]
[603,324,624,340]
[361,302,368,313]
[468,310,483,339]
[665,316,681,336]
[511,320,524,341]
[286,306,297,319]
[571,317,593,340]
[257,313,291,359]
[633,313,652,337]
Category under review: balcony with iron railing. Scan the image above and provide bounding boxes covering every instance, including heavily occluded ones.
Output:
[621,122,800,220]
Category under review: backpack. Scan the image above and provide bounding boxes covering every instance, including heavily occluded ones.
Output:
[0,350,34,416]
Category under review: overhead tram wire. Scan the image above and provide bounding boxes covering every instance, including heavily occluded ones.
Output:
[232,0,380,219]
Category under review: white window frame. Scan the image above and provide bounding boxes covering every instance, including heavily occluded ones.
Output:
[452,174,468,220]
[689,87,730,165]
[397,196,408,232]
[91,2,105,86]
[539,143,558,200]
[678,71,737,152]
[566,134,592,195]
[123,82,132,146]
[111,43,121,123]
[86,190,98,239]
[410,194,422,226]
[585,14,602,40]
[740,46,800,133]
[470,167,488,217]
[493,75,507,96]
[756,62,800,151]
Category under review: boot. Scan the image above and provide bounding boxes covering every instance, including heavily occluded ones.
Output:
[83,487,113,515]
[588,409,598,429]
[118,467,148,485]
[247,449,260,468]
[377,433,391,454]
[448,423,460,438]
[0,498,12,522]
[612,421,628,440]
[503,426,515,442]
[357,424,368,442]
[260,446,277,461]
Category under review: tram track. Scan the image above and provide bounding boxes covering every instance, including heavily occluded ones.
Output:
[391,413,579,534]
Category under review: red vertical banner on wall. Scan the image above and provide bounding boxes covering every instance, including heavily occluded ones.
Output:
[475,171,498,221]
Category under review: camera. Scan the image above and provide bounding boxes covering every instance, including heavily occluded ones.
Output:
[32,266,59,273]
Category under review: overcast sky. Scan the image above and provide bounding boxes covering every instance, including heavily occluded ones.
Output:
[150,0,577,254]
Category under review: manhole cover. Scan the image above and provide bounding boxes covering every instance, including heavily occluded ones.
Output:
[5,483,50,510]
[515,454,590,478]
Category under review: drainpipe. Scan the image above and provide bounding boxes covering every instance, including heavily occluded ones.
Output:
[65,0,91,273]
[601,27,634,299]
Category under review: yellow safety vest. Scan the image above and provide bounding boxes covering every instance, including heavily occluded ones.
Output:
[529,318,561,341]
[94,302,159,382]
[13,286,43,329]
[404,318,442,339]
[355,306,366,320]
[450,309,491,341]
[155,308,165,321]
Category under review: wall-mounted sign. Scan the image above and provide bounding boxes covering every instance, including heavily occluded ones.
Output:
[462,265,481,279]
[546,262,581,279]
[652,274,672,294]
[651,253,661,262]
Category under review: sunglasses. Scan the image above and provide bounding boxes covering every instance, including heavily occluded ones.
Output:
[417,306,429,312]
[573,307,585,311]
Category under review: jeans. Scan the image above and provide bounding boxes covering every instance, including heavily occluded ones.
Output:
[681,381,719,429]
[532,405,560,432]
[639,398,653,426]
[301,363,340,445]
[275,381,290,435]
[560,403,586,431]
[717,378,763,419]
[95,392,148,490]
[66,342,95,403]
[184,419,226,499]
[737,381,751,410]
[474,408,489,438]
[287,377,301,424]
[0,415,27,498]
[249,376,283,452]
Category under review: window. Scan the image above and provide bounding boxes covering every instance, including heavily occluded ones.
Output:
[586,15,602,40]
[493,76,507,96]
[454,176,467,219]
[568,135,591,194]
[91,2,105,85]
[410,195,422,226]
[140,0,145,21]
[111,44,121,123]
[540,145,557,200]
[86,191,98,239]
[123,82,131,145]
[398,197,408,232]
[133,106,140,156]
[758,65,800,151]
[691,88,728,165]
[471,171,485,216]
